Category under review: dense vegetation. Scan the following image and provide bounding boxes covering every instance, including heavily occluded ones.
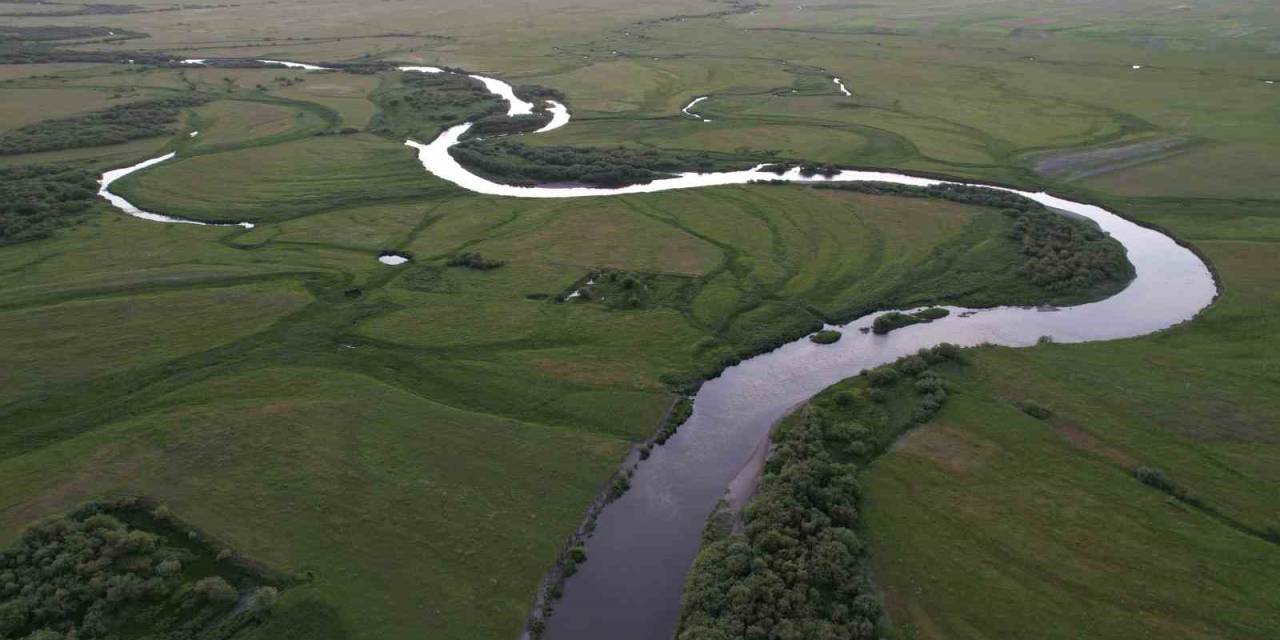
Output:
[820,183,1134,299]
[0,26,145,43]
[871,307,948,335]
[0,164,99,245]
[0,498,283,640]
[810,330,842,344]
[561,269,697,310]
[678,345,964,640]
[445,252,504,270]
[0,97,205,155]
[450,140,752,187]
[368,72,502,140]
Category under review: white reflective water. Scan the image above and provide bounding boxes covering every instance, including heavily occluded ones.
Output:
[256,59,330,71]
[396,65,444,74]
[681,95,710,121]
[180,58,328,71]
[378,255,410,266]
[536,100,571,133]
[833,77,851,96]
[398,65,538,117]
[468,74,535,116]
[98,154,254,229]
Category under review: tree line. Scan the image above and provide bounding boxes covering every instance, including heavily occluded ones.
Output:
[0,164,99,246]
[0,498,284,640]
[0,96,205,155]
[817,182,1134,298]
[678,344,964,640]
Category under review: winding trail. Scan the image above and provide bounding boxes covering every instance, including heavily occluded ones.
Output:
[94,60,1217,640]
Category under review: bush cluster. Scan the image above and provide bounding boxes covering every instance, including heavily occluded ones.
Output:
[810,330,842,345]
[872,307,949,335]
[368,72,502,139]
[678,344,964,639]
[1009,208,1133,295]
[678,410,877,640]
[0,164,99,246]
[0,96,205,155]
[445,252,504,270]
[0,502,279,640]
[655,397,694,445]
[450,140,734,188]
[818,182,1133,298]
[0,26,143,42]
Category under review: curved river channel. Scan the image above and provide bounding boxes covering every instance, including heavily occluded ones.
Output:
[99,62,1217,640]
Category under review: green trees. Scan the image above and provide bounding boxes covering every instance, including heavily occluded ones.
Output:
[0,500,282,640]
[679,344,966,639]
[0,164,99,245]
[450,139,745,187]
[1010,208,1133,295]
[818,182,1134,300]
[0,96,206,155]
[446,252,505,270]
[678,411,877,640]
[369,71,502,140]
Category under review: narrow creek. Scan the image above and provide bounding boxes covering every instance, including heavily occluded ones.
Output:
[95,61,1217,640]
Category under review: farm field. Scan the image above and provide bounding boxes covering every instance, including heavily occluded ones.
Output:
[0,1,1276,639]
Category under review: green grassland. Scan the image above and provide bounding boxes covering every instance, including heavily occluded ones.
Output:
[0,0,1275,638]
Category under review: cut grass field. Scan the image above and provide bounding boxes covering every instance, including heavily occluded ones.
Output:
[0,0,1276,638]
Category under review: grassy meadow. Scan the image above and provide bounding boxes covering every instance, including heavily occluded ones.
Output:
[0,0,1276,638]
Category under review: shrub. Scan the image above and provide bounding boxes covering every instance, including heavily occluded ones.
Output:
[914,376,944,394]
[446,252,505,270]
[872,311,920,335]
[867,367,900,387]
[916,307,950,320]
[0,164,99,246]
[896,355,929,377]
[0,96,206,155]
[191,576,238,604]
[1134,467,1179,495]
[607,472,632,501]
[1017,400,1053,420]
[245,586,278,616]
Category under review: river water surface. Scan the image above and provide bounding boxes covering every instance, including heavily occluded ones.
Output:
[96,61,1217,640]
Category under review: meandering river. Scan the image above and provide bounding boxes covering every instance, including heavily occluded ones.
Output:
[97,61,1217,640]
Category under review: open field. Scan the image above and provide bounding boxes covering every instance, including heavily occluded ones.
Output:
[863,226,1280,638]
[0,0,1276,638]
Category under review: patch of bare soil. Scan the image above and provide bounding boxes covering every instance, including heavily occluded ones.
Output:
[1029,136,1199,180]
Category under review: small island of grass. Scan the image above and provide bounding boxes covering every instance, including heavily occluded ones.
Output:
[873,307,950,335]
[811,330,843,344]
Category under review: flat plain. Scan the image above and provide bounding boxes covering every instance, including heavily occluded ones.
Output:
[0,1,1276,639]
